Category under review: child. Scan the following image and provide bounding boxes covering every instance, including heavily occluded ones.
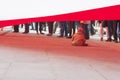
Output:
[72,27,88,46]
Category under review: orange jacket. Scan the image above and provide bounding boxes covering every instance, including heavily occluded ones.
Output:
[72,33,86,46]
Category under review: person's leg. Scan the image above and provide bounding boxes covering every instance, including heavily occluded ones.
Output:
[113,21,118,42]
[48,22,53,36]
[72,21,76,36]
[30,22,34,30]
[13,25,19,32]
[67,21,72,38]
[35,22,39,34]
[117,21,120,42]
[25,24,29,33]
[58,22,64,37]
[106,27,110,40]
[100,23,103,41]
[53,22,58,33]
[64,22,68,37]
[39,22,44,34]
[75,21,80,30]
[90,21,95,35]
[106,21,113,42]
[84,24,89,39]
[23,24,29,33]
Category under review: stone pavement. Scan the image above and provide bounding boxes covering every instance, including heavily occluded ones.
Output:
[0,27,120,80]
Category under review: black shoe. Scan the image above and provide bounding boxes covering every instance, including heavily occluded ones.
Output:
[40,32,44,34]
[36,33,39,35]
[30,28,34,30]
[58,35,63,37]
[91,31,95,35]
[23,32,28,34]
[85,36,89,40]
[114,40,118,43]
[66,36,72,39]
[106,38,112,42]
[100,38,103,41]
[47,33,52,36]
[13,31,18,33]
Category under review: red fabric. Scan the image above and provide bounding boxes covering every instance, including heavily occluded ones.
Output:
[0,5,120,27]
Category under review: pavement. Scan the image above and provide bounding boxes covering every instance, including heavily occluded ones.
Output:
[0,26,120,80]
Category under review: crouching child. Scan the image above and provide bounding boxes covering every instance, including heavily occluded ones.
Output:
[72,27,88,46]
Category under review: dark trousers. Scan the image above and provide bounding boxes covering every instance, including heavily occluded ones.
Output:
[90,20,95,35]
[107,20,114,39]
[47,22,53,34]
[117,21,120,41]
[35,22,44,34]
[81,23,89,39]
[68,21,75,37]
[113,20,118,41]
[13,25,19,32]
[24,23,30,33]
[60,22,68,37]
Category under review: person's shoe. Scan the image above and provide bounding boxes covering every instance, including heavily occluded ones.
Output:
[106,38,112,42]
[66,36,72,39]
[85,37,89,40]
[23,32,28,34]
[103,32,106,35]
[40,32,44,34]
[57,35,63,37]
[100,38,103,41]
[30,28,34,30]
[118,41,120,43]
[47,33,52,36]
[114,40,118,43]
[91,31,95,35]
[37,32,39,35]
[13,31,18,33]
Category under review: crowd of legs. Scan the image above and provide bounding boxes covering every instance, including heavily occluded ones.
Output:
[1,20,120,43]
